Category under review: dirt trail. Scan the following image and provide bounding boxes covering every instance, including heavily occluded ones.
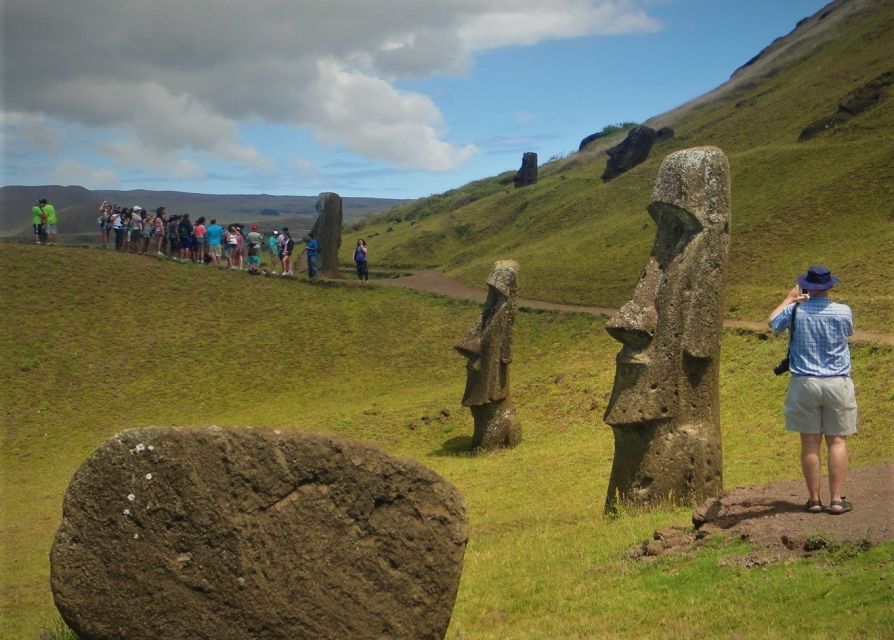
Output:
[375,270,894,345]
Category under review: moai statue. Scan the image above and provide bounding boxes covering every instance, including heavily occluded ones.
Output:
[311,192,343,278]
[513,152,538,188]
[603,146,730,513]
[455,260,522,450]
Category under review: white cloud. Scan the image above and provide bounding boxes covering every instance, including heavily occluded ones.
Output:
[50,159,120,189]
[1,111,67,155]
[4,1,659,173]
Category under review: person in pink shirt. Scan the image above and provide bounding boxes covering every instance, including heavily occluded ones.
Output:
[193,217,208,263]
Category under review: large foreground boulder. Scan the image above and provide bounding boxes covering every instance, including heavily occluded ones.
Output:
[51,427,468,640]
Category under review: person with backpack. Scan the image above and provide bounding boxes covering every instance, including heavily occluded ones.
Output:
[353,238,369,282]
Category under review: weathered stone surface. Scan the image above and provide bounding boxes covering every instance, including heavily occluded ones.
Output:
[311,192,344,278]
[603,146,730,513]
[51,427,468,640]
[455,260,521,450]
[512,152,538,188]
[601,125,657,181]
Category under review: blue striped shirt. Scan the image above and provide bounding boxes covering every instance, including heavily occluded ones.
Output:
[770,297,853,377]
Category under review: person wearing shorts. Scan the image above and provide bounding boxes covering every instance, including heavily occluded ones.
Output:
[769,264,856,515]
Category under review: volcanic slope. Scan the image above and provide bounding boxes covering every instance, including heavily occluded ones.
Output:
[343,0,894,333]
[2,244,893,639]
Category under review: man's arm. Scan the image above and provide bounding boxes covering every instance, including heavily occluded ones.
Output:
[768,285,809,332]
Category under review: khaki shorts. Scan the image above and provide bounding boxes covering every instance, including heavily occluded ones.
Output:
[785,376,857,436]
[209,244,222,258]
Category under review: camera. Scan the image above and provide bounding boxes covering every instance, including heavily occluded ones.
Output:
[773,357,790,376]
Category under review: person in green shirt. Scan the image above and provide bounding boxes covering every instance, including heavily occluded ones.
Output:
[42,199,58,245]
[31,200,44,244]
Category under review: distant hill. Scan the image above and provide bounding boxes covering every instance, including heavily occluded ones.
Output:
[340,0,894,333]
[0,186,411,239]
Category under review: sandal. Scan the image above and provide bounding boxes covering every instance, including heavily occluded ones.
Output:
[827,499,853,515]
[805,499,823,513]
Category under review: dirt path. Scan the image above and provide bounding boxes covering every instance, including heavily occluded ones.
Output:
[633,462,894,562]
[375,270,894,345]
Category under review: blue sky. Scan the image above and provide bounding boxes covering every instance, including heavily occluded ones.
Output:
[3,0,829,199]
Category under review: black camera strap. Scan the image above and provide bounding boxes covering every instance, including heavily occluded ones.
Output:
[786,303,799,362]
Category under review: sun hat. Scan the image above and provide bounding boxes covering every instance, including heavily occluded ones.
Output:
[797,264,840,291]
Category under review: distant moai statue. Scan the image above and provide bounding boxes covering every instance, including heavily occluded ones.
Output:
[311,192,343,278]
[455,260,522,450]
[603,146,731,513]
[513,152,538,188]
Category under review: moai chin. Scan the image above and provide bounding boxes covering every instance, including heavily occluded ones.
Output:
[311,192,343,278]
[455,260,522,450]
[603,146,730,513]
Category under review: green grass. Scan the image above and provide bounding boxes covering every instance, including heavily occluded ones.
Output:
[2,245,893,639]
[341,5,894,333]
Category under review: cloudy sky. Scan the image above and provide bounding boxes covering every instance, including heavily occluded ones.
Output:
[3,0,827,198]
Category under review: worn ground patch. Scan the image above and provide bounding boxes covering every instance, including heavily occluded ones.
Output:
[631,461,893,564]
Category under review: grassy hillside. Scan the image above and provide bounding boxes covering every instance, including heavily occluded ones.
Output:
[341,2,894,332]
[2,244,893,638]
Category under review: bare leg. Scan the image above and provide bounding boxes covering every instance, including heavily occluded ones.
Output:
[825,435,848,503]
[800,433,822,502]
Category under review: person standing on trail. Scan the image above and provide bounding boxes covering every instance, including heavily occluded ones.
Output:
[32,199,52,244]
[205,218,223,267]
[267,230,280,274]
[246,224,263,273]
[280,227,295,276]
[353,238,369,282]
[42,199,58,245]
[768,265,856,515]
[304,232,319,279]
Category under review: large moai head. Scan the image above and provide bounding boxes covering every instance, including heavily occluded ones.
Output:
[603,146,730,509]
[312,192,343,278]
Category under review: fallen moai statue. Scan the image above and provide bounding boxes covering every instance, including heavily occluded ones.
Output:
[51,426,468,640]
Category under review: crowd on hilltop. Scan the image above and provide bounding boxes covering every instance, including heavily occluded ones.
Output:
[94,201,370,279]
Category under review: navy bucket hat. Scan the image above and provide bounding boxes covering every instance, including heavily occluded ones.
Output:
[797,264,840,291]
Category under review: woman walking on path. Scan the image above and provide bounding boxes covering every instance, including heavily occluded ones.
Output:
[354,238,369,282]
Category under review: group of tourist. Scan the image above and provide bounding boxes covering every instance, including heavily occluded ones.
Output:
[91,201,371,279]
